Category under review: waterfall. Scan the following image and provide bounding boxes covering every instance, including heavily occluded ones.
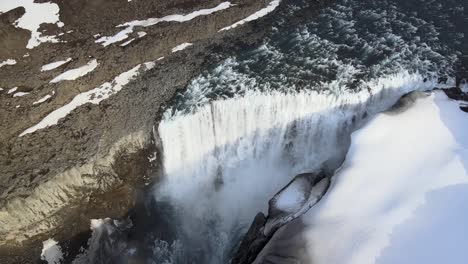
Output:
[155,71,441,263]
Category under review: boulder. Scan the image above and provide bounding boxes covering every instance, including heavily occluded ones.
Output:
[231,171,330,264]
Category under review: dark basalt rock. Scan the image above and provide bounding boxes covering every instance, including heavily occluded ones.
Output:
[232,171,330,264]
[443,87,468,113]
[231,213,268,264]
[443,87,468,102]
[460,104,468,113]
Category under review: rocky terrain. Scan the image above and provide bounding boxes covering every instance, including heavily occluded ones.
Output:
[0,0,288,262]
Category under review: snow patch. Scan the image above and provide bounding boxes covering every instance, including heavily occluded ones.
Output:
[120,38,135,47]
[137,31,147,38]
[41,58,72,72]
[40,238,63,264]
[171,43,193,53]
[33,94,53,105]
[50,59,98,83]
[7,87,18,94]
[13,92,30,97]
[96,2,232,46]
[20,61,156,136]
[219,0,280,31]
[0,59,17,68]
[0,0,63,49]
[302,91,468,264]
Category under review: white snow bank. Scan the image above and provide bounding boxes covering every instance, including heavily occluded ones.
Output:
[40,238,63,264]
[0,59,17,68]
[41,58,72,71]
[302,91,468,264]
[96,2,232,46]
[0,0,63,49]
[20,61,156,136]
[50,59,98,83]
[171,42,193,53]
[219,0,280,31]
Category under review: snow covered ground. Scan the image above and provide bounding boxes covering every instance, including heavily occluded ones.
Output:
[302,91,468,264]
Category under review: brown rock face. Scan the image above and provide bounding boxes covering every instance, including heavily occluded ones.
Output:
[0,7,29,58]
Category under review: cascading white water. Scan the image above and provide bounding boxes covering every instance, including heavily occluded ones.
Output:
[155,71,444,263]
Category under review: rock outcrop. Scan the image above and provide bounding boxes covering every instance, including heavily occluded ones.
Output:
[232,171,330,264]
